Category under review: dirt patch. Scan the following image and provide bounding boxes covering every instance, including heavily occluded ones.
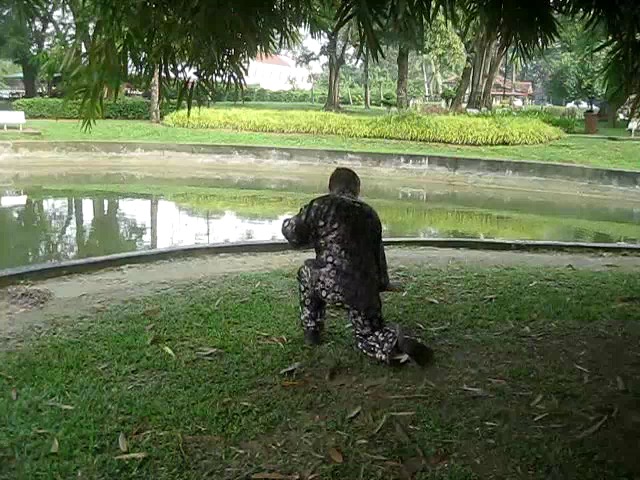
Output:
[2,247,640,346]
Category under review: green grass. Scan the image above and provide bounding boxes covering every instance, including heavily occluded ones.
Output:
[2,118,639,170]
[2,265,640,479]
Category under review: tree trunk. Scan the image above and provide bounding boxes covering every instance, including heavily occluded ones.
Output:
[422,56,430,99]
[150,197,158,249]
[150,64,161,123]
[21,61,38,98]
[451,64,472,112]
[467,35,490,109]
[481,46,504,109]
[363,49,371,109]
[324,34,343,111]
[396,46,410,110]
[430,57,441,96]
[93,199,105,218]
[74,198,85,255]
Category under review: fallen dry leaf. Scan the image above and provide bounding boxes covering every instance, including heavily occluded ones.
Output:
[328,447,344,463]
[50,438,59,454]
[11,388,18,401]
[162,346,176,358]
[346,406,362,421]
[530,394,544,407]
[196,348,222,357]
[533,413,549,422]
[214,297,223,308]
[281,381,301,387]
[616,376,626,391]
[462,385,487,396]
[392,353,411,364]
[574,364,590,373]
[46,401,75,410]
[487,378,507,385]
[577,415,609,439]
[484,295,497,302]
[114,452,148,460]
[251,473,299,480]
[118,432,128,453]
[374,414,388,434]
[427,298,440,304]
[388,394,430,400]
[280,362,302,375]
[389,411,416,417]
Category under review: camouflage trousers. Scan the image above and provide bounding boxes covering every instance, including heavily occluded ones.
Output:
[297,259,399,363]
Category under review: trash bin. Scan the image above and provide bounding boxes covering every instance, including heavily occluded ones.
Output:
[584,112,598,134]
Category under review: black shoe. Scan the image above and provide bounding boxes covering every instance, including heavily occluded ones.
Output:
[397,330,433,366]
[304,329,321,346]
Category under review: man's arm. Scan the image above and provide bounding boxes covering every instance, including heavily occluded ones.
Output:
[282,204,312,248]
[371,209,390,291]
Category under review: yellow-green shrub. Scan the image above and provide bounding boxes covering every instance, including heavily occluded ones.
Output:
[163,108,564,146]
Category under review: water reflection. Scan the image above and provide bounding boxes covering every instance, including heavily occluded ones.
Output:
[0,193,289,269]
[1,187,639,270]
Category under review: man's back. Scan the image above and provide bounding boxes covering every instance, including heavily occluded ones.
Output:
[282,192,387,310]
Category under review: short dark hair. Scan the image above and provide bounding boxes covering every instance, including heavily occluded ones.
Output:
[328,167,360,196]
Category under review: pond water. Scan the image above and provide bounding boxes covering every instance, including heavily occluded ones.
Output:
[1,152,640,270]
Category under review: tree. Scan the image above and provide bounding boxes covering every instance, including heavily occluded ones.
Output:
[451,0,558,111]
[564,0,640,117]
[21,0,636,124]
[421,14,465,100]
[538,19,607,106]
[0,0,63,98]
[323,25,353,110]
[362,45,371,108]
[292,45,320,103]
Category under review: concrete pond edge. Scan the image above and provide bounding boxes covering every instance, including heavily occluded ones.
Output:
[2,140,640,188]
[1,238,639,287]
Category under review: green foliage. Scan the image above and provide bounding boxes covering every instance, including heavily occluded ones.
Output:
[13,97,173,120]
[490,106,582,133]
[164,107,564,146]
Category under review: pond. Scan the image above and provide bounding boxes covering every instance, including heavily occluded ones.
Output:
[1,151,640,270]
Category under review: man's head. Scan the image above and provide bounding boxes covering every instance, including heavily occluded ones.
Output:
[328,167,361,197]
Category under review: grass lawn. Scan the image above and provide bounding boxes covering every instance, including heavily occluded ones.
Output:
[2,265,639,479]
[0,116,637,170]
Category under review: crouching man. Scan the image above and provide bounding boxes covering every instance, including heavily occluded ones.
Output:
[282,167,432,366]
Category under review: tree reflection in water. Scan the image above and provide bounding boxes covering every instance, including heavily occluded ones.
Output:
[0,197,146,269]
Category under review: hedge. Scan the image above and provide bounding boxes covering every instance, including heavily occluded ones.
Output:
[164,108,564,146]
[490,106,582,133]
[13,97,175,120]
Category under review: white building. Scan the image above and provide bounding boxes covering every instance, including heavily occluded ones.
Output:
[245,54,312,91]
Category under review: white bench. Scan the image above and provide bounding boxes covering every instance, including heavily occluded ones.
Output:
[0,110,26,131]
[628,119,638,138]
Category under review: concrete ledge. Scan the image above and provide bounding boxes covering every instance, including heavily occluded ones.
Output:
[2,140,640,188]
[1,238,639,287]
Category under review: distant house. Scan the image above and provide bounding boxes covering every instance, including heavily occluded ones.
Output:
[441,75,534,107]
[245,54,311,91]
[490,77,534,106]
[0,72,64,98]
[0,73,26,98]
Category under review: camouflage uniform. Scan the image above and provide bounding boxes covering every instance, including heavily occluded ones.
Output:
[282,192,400,362]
